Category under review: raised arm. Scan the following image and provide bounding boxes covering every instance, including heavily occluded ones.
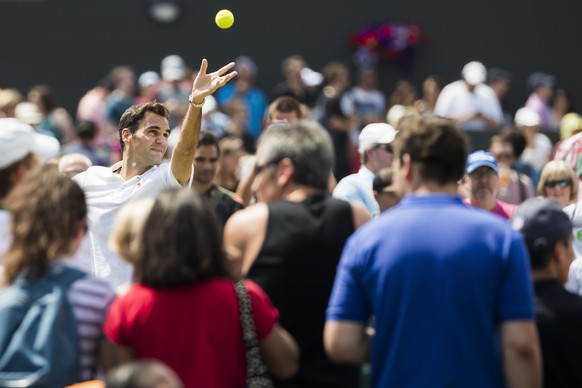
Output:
[171,59,237,184]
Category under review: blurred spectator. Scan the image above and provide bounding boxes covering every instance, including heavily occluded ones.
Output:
[537,160,578,208]
[215,136,243,192]
[135,71,161,104]
[61,120,108,166]
[434,61,503,131]
[0,88,24,118]
[270,54,318,108]
[158,55,191,129]
[551,87,574,128]
[104,66,137,127]
[414,75,441,114]
[27,84,76,144]
[489,132,535,205]
[388,80,417,108]
[515,107,552,170]
[463,150,517,219]
[215,55,267,140]
[525,72,556,130]
[341,67,387,130]
[487,67,513,126]
[313,61,355,180]
[511,198,582,388]
[58,153,93,179]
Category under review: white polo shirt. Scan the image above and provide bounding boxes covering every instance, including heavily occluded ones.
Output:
[73,161,182,289]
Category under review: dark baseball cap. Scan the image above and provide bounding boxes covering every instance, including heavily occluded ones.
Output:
[511,198,572,252]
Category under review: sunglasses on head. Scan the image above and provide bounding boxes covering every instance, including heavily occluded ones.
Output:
[544,179,572,188]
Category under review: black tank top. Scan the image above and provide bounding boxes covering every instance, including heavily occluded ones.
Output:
[247,193,360,388]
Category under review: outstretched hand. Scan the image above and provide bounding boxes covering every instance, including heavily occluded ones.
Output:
[190,59,237,104]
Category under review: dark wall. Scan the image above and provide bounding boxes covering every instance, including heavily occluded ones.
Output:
[1,0,580,117]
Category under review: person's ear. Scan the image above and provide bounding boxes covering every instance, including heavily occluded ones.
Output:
[401,153,413,180]
[121,128,132,144]
[276,157,295,188]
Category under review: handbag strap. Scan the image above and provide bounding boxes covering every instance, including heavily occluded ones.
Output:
[234,281,273,388]
[235,281,260,349]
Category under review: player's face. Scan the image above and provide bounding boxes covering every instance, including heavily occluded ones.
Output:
[125,112,170,166]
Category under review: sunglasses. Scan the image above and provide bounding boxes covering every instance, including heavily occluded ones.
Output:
[374,144,393,152]
[254,156,287,174]
[544,179,572,188]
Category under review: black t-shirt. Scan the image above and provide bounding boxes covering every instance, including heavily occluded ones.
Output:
[534,279,582,388]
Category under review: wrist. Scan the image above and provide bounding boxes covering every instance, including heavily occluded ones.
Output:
[188,94,205,108]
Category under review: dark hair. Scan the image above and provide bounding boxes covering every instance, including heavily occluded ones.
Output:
[393,114,468,185]
[28,84,57,114]
[76,120,98,140]
[529,235,570,270]
[267,96,304,120]
[118,102,169,153]
[498,127,526,158]
[196,131,220,157]
[135,189,228,289]
[4,165,87,283]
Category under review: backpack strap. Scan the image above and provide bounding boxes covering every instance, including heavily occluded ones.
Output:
[47,266,87,290]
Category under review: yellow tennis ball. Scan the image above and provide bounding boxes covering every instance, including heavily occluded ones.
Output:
[215,9,234,29]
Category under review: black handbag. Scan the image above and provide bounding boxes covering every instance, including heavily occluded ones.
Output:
[234,281,274,388]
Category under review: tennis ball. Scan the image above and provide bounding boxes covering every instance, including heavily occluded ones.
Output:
[215,9,234,29]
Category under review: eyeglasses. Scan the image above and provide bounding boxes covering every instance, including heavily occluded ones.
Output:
[374,144,393,153]
[544,179,572,188]
[254,156,286,175]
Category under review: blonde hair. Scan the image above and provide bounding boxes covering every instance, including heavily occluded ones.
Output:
[537,160,578,200]
[109,198,154,265]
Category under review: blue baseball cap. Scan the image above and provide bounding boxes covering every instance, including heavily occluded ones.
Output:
[465,150,498,175]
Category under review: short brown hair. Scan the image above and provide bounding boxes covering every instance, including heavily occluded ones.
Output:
[393,115,468,185]
[267,96,304,121]
[118,102,169,153]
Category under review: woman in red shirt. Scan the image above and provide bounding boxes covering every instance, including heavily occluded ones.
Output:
[104,189,298,387]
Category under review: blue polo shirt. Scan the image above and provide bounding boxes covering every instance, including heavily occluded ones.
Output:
[327,193,535,388]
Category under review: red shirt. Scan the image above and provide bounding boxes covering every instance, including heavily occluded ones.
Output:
[104,279,278,388]
[464,198,517,219]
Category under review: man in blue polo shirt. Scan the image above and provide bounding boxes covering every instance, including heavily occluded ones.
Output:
[325,115,541,388]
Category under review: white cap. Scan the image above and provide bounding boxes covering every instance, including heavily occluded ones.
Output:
[0,118,60,168]
[138,71,161,88]
[462,61,487,86]
[515,107,541,127]
[358,123,397,153]
[161,55,185,82]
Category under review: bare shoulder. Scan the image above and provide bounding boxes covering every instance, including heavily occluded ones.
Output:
[224,203,270,279]
[225,202,269,235]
